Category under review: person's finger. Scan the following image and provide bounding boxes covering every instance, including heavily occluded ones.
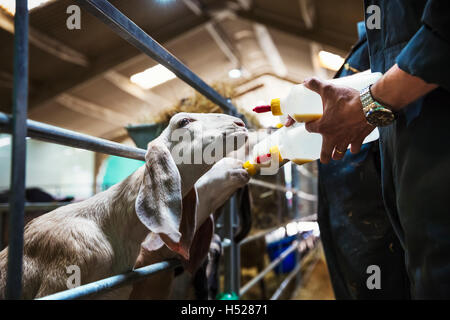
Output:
[320,137,334,164]
[350,126,374,154]
[284,116,295,127]
[303,77,326,95]
[305,120,320,133]
[332,143,349,160]
[350,138,364,154]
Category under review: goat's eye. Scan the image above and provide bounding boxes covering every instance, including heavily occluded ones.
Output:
[178,118,191,128]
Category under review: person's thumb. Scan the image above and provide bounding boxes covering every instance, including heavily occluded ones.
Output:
[305,120,320,133]
[303,77,325,95]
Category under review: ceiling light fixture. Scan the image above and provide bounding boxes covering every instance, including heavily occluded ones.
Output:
[318,50,345,71]
[228,68,242,79]
[130,64,176,89]
[0,0,54,15]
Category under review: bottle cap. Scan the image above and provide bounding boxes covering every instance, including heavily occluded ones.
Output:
[243,161,257,176]
[252,105,271,113]
[270,98,282,116]
[269,145,283,162]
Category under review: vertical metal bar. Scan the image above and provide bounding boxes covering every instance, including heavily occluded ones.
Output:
[291,165,301,288]
[230,195,240,293]
[223,195,239,295]
[0,211,4,250]
[6,0,29,300]
[223,199,234,293]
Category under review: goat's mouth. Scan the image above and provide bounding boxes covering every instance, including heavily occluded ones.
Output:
[224,130,248,151]
[224,129,248,139]
[224,125,248,135]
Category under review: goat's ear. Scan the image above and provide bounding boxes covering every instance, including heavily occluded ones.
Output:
[173,187,198,260]
[182,216,214,274]
[136,140,184,254]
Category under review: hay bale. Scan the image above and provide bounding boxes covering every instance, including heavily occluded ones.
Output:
[139,82,263,129]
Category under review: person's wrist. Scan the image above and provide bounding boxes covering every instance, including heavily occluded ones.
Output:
[370,81,400,111]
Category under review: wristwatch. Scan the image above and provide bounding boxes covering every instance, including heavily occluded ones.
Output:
[360,85,396,127]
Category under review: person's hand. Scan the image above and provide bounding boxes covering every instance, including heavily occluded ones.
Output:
[287,77,374,164]
[284,115,295,127]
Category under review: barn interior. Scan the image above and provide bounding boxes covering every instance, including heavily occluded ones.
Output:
[0,0,367,300]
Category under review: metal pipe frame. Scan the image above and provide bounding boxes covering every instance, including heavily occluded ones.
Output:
[239,233,318,298]
[223,195,240,295]
[239,241,299,296]
[238,214,317,247]
[37,259,181,300]
[3,0,320,300]
[0,112,146,161]
[249,178,318,202]
[3,0,253,300]
[76,0,247,124]
[0,202,73,214]
[270,261,302,300]
[6,0,29,300]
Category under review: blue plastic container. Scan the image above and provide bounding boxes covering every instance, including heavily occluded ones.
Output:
[266,235,297,274]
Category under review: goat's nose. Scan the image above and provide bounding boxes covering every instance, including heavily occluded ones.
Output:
[234,121,245,127]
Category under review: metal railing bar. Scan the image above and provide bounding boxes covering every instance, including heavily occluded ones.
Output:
[6,0,29,300]
[0,112,146,161]
[77,0,247,124]
[38,259,181,300]
[297,165,315,178]
[270,261,302,300]
[0,202,72,213]
[269,236,318,300]
[249,178,318,202]
[239,241,298,296]
[237,214,317,247]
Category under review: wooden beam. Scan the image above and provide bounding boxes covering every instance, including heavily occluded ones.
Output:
[237,10,357,52]
[253,23,288,77]
[26,14,207,110]
[309,42,329,78]
[103,71,172,111]
[0,71,13,88]
[0,70,37,92]
[182,0,241,66]
[298,0,315,30]
[0,9,89,67]
[55,94,134,127]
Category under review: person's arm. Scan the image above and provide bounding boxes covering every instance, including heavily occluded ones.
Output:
[295,66,437,164]
[286,0,450,164]
[370,64,437,111]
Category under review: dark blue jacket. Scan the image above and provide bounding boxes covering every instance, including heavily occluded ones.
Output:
[317,22,410,299]
[364,0,450,123]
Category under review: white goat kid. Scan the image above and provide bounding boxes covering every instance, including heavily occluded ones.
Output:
[0,112,247,299]
[130,157,250,299]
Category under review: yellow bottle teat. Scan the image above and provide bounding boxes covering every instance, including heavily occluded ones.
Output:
[243,161,257,176]
[269,145,283,162]
[270,98,282,116]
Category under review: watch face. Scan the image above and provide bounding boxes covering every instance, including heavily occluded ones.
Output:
[366,107,395,127]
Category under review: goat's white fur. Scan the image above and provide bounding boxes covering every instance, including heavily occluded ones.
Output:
[0,112,247,299]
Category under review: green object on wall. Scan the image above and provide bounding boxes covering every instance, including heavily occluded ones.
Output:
[101,122,169,190]
[126,123,168,149]
[101,156,144,190]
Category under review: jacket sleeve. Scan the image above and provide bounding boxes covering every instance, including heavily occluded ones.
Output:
[396,0,450,91]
